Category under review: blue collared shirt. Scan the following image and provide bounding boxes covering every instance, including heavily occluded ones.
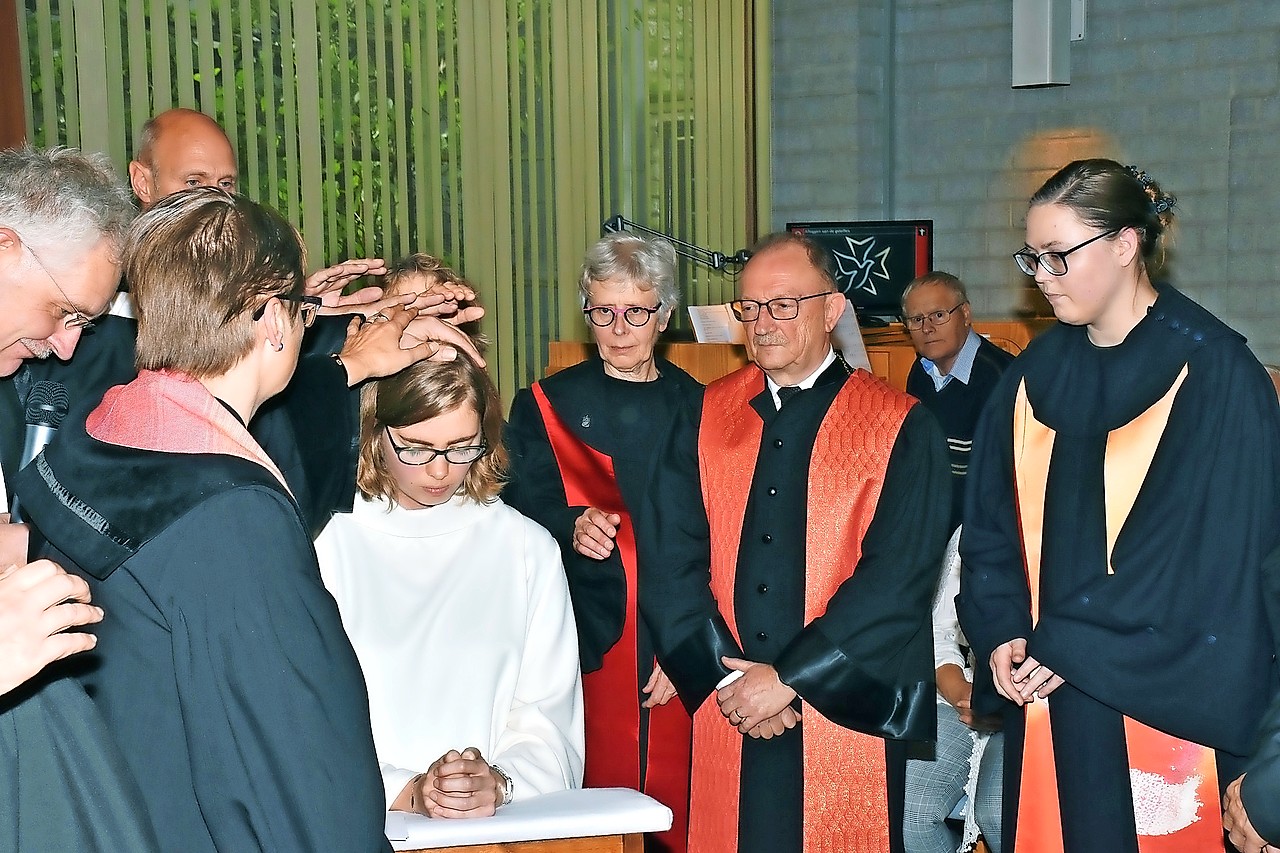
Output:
[921,329,982,392]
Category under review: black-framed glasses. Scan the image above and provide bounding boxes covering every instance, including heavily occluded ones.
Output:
[384,426,487,466]
[583,304,664,328]
[24,243,97,331]
[730,292,831,322]
[902,302,967,331]
[252,293,322,328]
[1013,229,1120,277]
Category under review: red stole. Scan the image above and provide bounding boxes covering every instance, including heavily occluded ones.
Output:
[1011,371,1223,852]
[690,366,914,853]
[87,369,289,489]
[530,382,692,853]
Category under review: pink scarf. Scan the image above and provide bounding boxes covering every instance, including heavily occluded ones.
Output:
[87,369,289,492]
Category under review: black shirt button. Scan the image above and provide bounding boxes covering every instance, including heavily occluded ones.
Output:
[761,533,772,544]
[774,438,783,448]
[756,631,768,642]
[767,487,778,496]
[757,583,769,594]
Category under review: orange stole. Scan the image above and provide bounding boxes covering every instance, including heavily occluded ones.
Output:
[689,367,915,853]
[530,383,692,853]
[1011,372,1223,853]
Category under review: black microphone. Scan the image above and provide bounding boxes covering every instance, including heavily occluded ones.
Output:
[9,380,68,522]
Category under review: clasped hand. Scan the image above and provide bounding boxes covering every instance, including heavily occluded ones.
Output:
[572,507,621,560]
[990,638,1064,706]
[397,747,505,819]
[716,656,801,739]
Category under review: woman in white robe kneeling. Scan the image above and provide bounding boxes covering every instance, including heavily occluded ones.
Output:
[316,352,584,817]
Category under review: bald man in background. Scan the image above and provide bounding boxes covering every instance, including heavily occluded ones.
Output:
[10,107,455,537]
[128,107,238,203]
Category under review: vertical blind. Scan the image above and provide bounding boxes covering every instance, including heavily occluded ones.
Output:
[21,0,768,400]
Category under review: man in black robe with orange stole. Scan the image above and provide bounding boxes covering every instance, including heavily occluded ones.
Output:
[641,233,950,853]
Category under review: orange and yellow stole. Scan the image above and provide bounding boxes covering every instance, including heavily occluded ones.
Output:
[1011,369,1223,853]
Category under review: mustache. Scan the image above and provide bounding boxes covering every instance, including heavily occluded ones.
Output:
[752,332,788,346]
[21,338,54,359]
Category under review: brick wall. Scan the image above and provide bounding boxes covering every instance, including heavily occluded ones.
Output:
[771,0,1280,362]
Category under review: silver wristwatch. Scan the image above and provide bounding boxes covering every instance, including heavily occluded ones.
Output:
[491,764,513,806]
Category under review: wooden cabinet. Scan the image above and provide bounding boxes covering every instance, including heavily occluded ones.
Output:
[547,319,1049,392]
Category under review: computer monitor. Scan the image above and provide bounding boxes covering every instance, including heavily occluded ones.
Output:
[785,219,934,324]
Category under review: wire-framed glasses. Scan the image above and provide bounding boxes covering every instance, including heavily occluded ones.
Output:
[1013,229,1120,277]
[729,292,831,322]
[384,426,487,466]
[583,304,664,328]
[25,243,97,331]
[252,293,322,328]
[902,302,967,331]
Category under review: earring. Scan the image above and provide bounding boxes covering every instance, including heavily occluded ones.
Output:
[275,341,284,352]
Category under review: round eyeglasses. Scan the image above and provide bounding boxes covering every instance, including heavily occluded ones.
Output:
[583,304,664,328]
[1013,229,1119,277]
[384,426,487,465]
[902,302,967,331]
[730,292,831,323]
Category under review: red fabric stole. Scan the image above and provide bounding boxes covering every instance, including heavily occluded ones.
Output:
[690,367,914,853]
[87,369,289,490]
[1011,371,1223,853]
[530,382,691,853]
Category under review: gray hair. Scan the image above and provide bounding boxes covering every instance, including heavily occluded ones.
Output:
[0,146,135,262]
[579,232,679,323]
[900,270,969,314]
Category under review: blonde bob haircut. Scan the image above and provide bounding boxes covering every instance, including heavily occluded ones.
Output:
[357,352,507,505]
[126,187,306,377]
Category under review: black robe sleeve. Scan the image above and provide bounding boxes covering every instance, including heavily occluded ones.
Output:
[252,351,359,539]
[639,392,743,714]
[773,404,950,740]
[1242,536,1280,844]
[1242,695,1280,843]
[955,369,1033,716]
[504,387,626,673]
[159,488,388,852]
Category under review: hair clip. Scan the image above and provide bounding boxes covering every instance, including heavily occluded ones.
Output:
[1124,164,1176,216]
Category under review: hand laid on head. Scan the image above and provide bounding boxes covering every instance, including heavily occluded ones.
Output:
[717,657,797,732]
[413,280,486,325]
[418,747,506,819]
[641,662,677,708]
[572,508,620,560]
[0,558,103,696]
[337,299,486,386]
[1223,774,1277,853]
[305,258,388,312]
[745,705,802,740]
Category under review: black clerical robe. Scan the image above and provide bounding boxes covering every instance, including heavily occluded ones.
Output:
[505,354,702,853]
[642,358,950,853]
[14,372,389,853]
[19,312,357,537]
[959,284,1280,852]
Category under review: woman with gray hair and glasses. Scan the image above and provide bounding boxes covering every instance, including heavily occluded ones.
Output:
[505,231,701,853]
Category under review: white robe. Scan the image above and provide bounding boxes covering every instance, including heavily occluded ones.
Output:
[315,493,585,810]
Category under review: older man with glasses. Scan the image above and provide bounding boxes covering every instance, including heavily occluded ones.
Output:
[898,271,1013,853]
[640,231,950,853]
[0,144,161,851]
